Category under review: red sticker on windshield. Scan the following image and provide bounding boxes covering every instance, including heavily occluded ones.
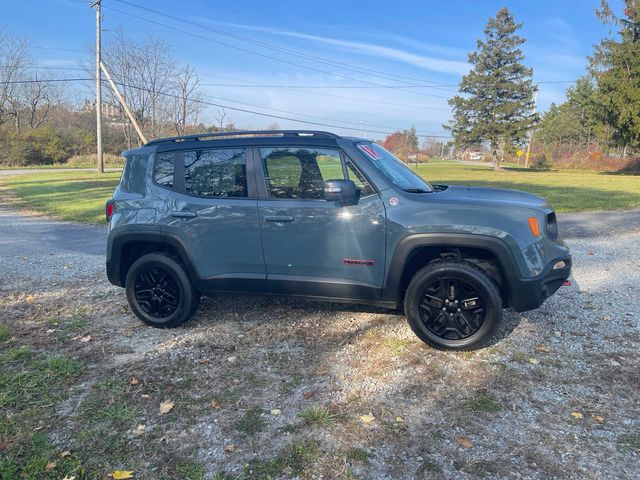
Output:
[358,144,383,160]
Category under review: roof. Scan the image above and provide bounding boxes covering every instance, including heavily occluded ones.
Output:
[143,130,341,147]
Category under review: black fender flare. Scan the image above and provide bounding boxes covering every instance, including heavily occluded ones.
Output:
[381,233,521,305]
[106,228,198,287]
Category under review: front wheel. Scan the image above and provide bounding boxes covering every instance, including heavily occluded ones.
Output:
[125,253,199,328]
[404,260,503,350]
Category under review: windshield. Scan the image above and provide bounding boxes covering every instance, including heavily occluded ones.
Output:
[356,142,433,193]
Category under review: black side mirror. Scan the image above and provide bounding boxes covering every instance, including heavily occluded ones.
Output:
[323,179,358,205]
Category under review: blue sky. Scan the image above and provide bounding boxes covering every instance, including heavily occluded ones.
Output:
[3,0,616,139]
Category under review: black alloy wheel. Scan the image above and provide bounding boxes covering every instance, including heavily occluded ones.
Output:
[134,267,180,318]
[418,277,485,339]
[404,260,503,350]
[125,253,199,328]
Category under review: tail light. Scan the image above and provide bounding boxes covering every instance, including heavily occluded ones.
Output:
[106,200,115,222]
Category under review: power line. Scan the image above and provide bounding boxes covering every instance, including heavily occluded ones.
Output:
[109,78,451,138]
[0,76,450,137]
[105,3,450,100]
[114,0,458,89]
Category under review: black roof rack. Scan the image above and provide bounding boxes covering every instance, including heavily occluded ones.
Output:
[144,130,340,146]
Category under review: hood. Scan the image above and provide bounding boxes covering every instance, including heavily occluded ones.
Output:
[435,185,552,212]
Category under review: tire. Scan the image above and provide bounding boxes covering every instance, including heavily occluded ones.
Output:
[404,259,503,350]
[125,253,199,328]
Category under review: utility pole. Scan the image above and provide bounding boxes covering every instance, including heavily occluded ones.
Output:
[92,0,104,173]
[524,90,538,169]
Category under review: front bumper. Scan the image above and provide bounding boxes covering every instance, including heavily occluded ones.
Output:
[509,255,572,312]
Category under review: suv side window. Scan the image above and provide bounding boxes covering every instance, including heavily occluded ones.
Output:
[261,147,343,200]
[184,148,247,197]
[153,152,175,189]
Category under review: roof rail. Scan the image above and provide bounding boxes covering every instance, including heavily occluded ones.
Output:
[144,130,340,146]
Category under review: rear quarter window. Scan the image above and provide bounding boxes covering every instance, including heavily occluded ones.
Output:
[153,152,175,189]
[120,153,148,193]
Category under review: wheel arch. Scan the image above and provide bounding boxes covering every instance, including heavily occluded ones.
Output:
[107,231,198,287]
[383,234,520,307]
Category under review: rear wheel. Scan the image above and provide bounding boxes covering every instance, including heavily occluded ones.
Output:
[125,253,199,328]
[404,260,503,350]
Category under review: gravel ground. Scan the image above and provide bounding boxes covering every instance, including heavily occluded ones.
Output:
[1,204,639,479]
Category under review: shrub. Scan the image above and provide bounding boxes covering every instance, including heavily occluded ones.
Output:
[530,154,553,170]
[66,153,125,168]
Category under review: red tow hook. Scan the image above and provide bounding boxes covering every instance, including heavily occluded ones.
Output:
[562,280,572,287]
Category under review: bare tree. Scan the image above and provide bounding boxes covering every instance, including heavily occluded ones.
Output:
[21,72,60,129]
[136,36,175,137]
[215,107,227,130]
[169,65,205,135]
[0,33,29,131]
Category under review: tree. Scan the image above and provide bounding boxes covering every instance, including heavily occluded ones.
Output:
[590,0,640,157]
[169,65,205,135]
[446,7,538,170]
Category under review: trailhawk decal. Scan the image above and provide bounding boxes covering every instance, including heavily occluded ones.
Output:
[343,258,375,266]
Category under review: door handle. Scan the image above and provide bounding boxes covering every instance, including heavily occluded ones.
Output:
[170,211,197,219]
[264,215,294,222]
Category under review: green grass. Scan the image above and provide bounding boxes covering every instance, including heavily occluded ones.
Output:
[246,441,319,478]
[234,407,266,436]
[415,163,640,212]
[0,170,121,223]
[0,325,10,342]
[462,391,503,414]
[298,406,340,427]
[1,163,639,225]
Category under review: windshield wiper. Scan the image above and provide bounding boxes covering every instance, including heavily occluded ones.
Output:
[403,187,431,193]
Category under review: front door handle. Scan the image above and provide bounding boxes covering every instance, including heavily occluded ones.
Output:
[170,211,197,219]
[264,215,294,222]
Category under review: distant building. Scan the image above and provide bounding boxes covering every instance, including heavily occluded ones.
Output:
[82,99,123,119]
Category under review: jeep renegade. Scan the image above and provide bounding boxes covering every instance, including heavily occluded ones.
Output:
[106,130,571,350]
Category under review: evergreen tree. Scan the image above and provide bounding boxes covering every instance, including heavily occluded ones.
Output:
[590,0,640,157]
[446,7,538,169]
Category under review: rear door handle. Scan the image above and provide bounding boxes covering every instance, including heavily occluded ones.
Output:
[264,215,294,222]
[170,211,197,219]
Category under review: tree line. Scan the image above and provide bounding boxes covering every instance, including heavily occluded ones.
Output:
[0,28,231,166]
[445,1,640,171]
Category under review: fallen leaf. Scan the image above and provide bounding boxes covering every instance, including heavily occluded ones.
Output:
[132,424,146,436]
[112,471,134,479]
[454,435,473,448]
[79,335,91,343]
[140,394,151,399]
[159,400,175,414]
[533,345,551,353]
[270,408,282,415]
[25,294,35,303]
[592,414,605,423]
[395,416,405,423]
[45,461,56,472]
[528,357,539,365]
[58,450,71,458]
[223,444,235,453]
[45,329,56,334]
[360,413,376,423]
[197,359,210,365]
[227,356,237,363]
[211,399,222,410]
[303,391,315,400]
[571,411,583,419]
[129,377,139,385]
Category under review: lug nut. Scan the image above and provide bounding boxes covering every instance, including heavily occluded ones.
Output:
[457,308,461,312]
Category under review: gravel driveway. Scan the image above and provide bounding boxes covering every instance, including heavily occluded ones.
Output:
[1,204,639,479]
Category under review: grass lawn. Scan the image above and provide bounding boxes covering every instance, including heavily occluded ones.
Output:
[0,171,121,224]
[0,164,639,224]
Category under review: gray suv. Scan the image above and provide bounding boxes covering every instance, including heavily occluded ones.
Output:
[106,130,571,350]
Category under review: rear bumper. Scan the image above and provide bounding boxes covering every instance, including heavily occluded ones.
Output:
[509,255,572,312]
